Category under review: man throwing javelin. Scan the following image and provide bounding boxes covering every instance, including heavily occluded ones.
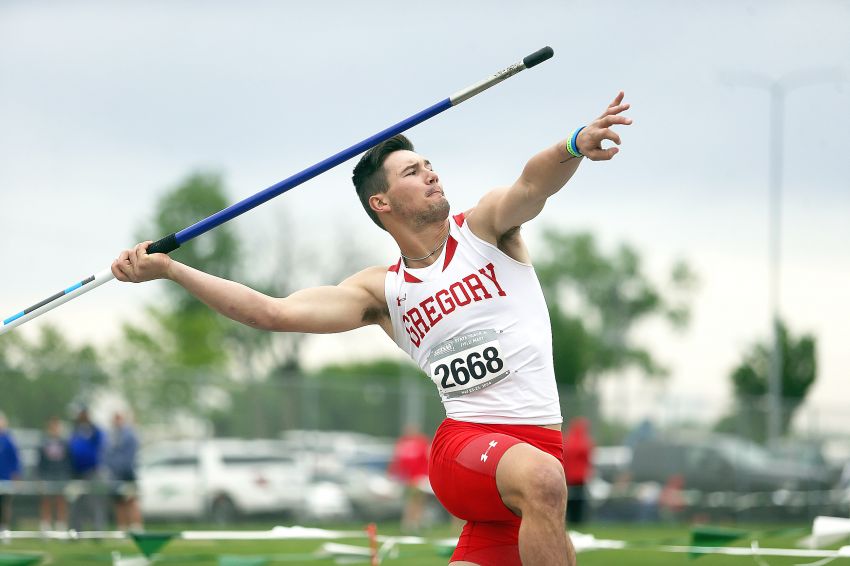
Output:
[113,92,631,565]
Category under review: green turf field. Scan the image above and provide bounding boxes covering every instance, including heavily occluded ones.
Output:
[1,522,846,565]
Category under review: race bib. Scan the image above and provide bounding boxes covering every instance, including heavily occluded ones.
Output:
[427,329,511,399]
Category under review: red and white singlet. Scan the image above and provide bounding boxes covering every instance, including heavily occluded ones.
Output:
[384,212,562,425]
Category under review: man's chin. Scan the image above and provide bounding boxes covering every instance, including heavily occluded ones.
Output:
[415,200,451,226]
[436,198,451,217]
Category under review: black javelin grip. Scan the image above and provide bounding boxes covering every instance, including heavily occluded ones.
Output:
[146,233,180,255]
[523,46,554,68]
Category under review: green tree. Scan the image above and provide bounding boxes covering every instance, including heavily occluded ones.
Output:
[143,171,242,288]
[535,230,697,392]
[0,325,108,427]
[138,171,242,366]
[111,172,356,423]
[716,321,817,441]
[112,172,243,420]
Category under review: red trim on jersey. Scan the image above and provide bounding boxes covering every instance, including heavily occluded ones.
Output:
[388,259,401,273]
[453,212,466,227]
[442,235,458,271]
[403,271,423,283]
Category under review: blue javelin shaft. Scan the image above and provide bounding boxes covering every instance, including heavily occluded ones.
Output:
[149,45,554,254]
[1,46,554,335]
[176,100,451,246]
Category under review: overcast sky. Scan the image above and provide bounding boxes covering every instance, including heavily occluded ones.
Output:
[2,1,848,428]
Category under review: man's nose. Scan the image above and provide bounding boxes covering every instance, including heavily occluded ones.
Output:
[426,169,439,184]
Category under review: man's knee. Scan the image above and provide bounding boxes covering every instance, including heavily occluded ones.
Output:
[497,445,566,515]
[524,461,567,512]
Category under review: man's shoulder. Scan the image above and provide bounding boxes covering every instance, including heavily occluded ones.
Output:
[460,204,501,245]
[342,265,395,302]
[350,264,395,283]
[356,262,411,281]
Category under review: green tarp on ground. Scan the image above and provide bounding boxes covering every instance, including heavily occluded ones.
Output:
[129,532,178,558]
[217,556,270,566]
[689,525,749,558]
[0,553,42,566]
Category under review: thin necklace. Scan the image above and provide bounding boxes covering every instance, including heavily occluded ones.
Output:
[401,232,450,262]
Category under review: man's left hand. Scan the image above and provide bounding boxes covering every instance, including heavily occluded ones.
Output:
[577,91,632,161]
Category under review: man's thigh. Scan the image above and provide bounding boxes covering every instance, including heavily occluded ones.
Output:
[430,430,524,522]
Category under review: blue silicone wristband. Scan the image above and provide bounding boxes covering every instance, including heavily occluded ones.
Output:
[568,126,586,158]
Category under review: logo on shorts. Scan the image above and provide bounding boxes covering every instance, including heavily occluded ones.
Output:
[480,440,498,463]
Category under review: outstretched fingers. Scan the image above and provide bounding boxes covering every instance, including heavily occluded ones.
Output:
[600,102,631,119]
[578,91,632,161]
[607,91,625,110]
[598,114,631,129]
[599,92,628,117]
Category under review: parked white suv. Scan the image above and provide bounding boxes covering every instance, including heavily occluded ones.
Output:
[138,439,310,524]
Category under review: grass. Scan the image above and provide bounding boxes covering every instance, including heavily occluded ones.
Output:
[1,521,845,565]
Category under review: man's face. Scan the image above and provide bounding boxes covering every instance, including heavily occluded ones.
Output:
[381,150,449,227]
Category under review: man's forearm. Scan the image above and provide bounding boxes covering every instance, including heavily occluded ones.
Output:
[518,141,582,200]
[167,262,277,329]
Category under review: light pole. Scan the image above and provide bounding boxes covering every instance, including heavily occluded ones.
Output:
[721,68,842,445]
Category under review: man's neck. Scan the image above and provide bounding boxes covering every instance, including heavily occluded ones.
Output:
[395,219,451,269]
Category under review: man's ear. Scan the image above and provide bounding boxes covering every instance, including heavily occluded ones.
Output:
[369,194,390,214]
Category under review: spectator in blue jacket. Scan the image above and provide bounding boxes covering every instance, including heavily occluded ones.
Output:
[105,412,142,531]
[0,411,21,531]
[68,407,106,531]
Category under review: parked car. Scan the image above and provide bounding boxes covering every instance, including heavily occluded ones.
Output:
[280,430,405,521]
[630,433,833,494]
[592,445,632,483]
[138,438,310,524]
[767,439,843,486]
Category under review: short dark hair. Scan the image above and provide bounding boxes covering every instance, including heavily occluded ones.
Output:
[352,134,414,230]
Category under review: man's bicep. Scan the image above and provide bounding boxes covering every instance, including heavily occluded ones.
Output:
[269,273,387,334]
[270,286,374,334]
[469,184,545,241]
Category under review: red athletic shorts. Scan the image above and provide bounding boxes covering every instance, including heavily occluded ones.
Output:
[428,418,565,565]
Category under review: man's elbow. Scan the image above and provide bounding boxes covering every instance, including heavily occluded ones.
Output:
[254,298,296,332]
[230,299,288,331]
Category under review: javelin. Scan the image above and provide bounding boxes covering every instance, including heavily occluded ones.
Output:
[1,46,555,336]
